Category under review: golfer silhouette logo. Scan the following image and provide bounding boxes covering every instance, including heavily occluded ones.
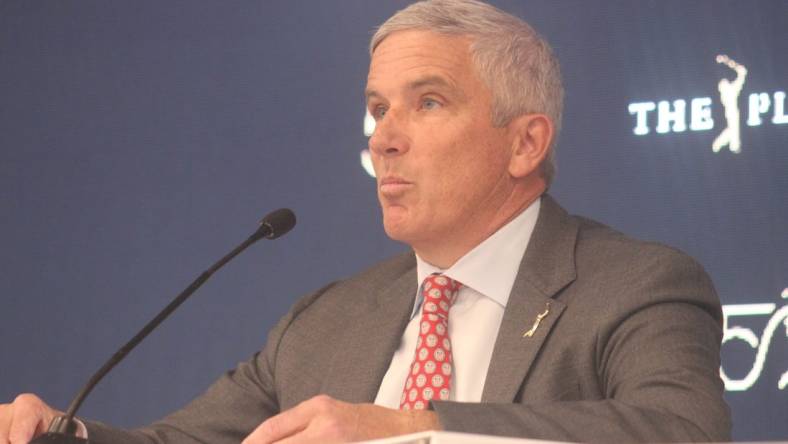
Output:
[712,55,747,153]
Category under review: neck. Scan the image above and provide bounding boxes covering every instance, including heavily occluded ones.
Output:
[414,190,543,269]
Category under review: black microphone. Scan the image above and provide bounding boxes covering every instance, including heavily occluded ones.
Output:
[30,208,296,444]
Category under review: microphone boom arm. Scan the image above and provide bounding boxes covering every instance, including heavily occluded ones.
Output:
[35,208,296,442]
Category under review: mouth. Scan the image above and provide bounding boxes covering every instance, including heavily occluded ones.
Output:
[379,176,413,197]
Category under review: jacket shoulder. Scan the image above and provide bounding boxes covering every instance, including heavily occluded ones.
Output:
[568,214,721,322]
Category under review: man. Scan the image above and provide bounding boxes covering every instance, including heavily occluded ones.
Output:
[712,54,747,154]
[0,1,730,443]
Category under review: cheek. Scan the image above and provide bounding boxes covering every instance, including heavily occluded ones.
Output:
[444,139,509,198]
[411,122,505,200]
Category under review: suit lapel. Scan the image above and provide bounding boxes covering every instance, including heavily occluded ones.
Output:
[482,195,578,402]
[321,263,417,403]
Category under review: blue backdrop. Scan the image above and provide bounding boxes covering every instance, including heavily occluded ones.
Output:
[1,1,786,441]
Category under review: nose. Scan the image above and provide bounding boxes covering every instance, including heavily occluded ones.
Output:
[368,108,410,157]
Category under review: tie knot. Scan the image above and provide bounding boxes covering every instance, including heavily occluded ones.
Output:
[421,274,461,317]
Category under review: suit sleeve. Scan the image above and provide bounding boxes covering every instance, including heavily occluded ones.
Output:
[432,251,731,443]
[83,297,300,444]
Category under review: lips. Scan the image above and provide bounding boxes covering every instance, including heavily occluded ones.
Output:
[379,176,413,196]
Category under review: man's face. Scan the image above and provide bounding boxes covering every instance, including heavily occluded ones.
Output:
[366,30,515,254]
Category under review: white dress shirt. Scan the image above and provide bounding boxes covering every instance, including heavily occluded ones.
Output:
[374,198,541,408]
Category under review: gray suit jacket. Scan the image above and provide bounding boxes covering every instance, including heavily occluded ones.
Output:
[87,195,731,443]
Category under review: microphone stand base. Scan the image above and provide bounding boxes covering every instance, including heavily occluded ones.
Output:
[30,432,88,444]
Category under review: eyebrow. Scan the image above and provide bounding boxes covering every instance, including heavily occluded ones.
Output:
[409,75,455,91]
[365,75,461,102]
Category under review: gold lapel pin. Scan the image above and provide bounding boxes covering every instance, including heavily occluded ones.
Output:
[523,302,551,338]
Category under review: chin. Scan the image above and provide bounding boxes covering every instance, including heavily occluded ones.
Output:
[382,205,424,243]
[382,216,415,244]
[382,220,409,243]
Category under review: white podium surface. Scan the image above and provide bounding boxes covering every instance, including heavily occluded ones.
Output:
[359,431,568,444]
[359,432,788,444]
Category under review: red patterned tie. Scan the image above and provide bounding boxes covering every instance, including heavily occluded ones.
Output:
[400,274,461,410]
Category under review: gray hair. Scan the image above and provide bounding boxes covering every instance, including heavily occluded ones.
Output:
[371,0,563,186]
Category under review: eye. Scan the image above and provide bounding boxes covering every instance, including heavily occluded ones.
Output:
[421,98,442,110]
[372,105,388,120]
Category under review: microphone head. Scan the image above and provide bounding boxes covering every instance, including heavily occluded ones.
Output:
[258,208,296,239]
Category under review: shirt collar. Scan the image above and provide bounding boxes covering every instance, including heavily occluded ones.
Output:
[413,197,541,317]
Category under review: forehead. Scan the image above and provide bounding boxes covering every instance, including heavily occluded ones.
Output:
[366,30,477,92]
